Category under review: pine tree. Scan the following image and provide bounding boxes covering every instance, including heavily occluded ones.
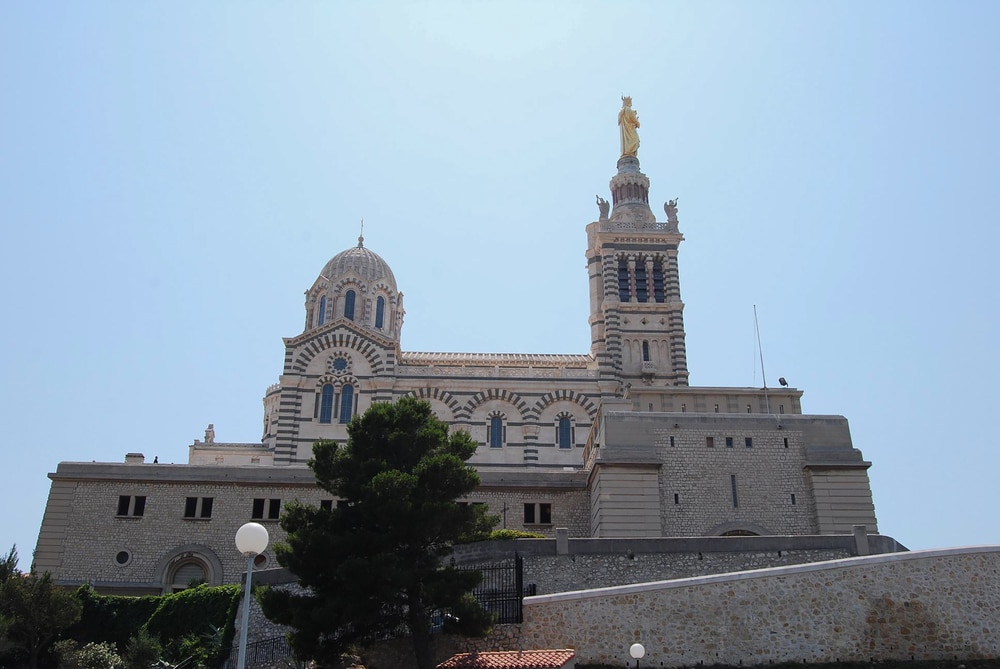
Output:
[261,397,495,669]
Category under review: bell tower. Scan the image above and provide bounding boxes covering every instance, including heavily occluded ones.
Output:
[587,100,689,394]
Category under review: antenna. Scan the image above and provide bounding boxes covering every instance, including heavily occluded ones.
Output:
[754,305,771,414]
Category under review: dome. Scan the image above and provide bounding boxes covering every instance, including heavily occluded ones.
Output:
[319,236,397,292]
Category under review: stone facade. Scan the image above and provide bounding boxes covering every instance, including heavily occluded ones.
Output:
[34,123,883,593]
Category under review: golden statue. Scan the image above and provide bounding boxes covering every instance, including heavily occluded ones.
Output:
[618,96,640,157]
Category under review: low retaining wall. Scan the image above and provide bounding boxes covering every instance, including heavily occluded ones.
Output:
[452,532,906,594]
[521,545,1000,667]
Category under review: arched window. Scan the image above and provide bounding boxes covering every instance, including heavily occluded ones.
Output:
[318,296,327,326]
[557,417,572,449]
[344,290,356,320]
[488,416,503,448]
[642,340,650,362]
[169,560,207,592]
[339,384,354,424]
[319,384,334,424]
[375,296,385,329]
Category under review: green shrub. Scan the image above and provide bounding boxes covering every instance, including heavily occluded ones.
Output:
[143,585,240,668]
[68,586,160,648]
[122,630,161,669]
[487,529,545,540]
[76,641,122,669]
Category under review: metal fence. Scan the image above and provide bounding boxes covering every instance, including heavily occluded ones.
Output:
[222,635,294,669]
[463,554,535,624]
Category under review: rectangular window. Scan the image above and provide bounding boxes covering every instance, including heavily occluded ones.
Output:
[779,404,785,414]
[791,493,797,505]
[182,497,214,519]
[251,498,266,520]
[714,403,719,413]
[523,503,552,525]
[680,403,686,413]
[746,404,752,413]
[117,495,146,517]
[725,437,734,448]
[706,436,714,448]
[783,437,789,449]
[745,437,753,449]
[618,262,630,302]
[200,497,213,518]
[268,498,281,520]
[320,499,333,511]
[648,403,653,412]
[673,493,679,505]
[731,474,739,508]
[652,261,665,302]
[669,436,675,447]
[184,497,198,518]
[635,263,648,302]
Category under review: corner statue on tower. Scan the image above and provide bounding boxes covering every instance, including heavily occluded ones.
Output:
[618,96,640,157]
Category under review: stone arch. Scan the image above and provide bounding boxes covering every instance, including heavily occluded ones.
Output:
[706,521,771,537]
[458,388,529,422]
[531,390,599,421]
[290,331,384,374]
[404,388,461,422]
[154,544,225,593]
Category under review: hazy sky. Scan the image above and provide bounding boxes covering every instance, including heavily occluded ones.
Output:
[2,2,998,569]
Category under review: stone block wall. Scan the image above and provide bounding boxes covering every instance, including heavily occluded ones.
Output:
[520,546,1000,667]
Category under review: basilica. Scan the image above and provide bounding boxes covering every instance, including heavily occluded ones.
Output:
[34,105,879,594]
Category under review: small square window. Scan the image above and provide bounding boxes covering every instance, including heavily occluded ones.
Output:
[524,502,552,525]
[745,437,753,448]
[725,437,734,448]
[117,495,145,517]
[320,499,333,511]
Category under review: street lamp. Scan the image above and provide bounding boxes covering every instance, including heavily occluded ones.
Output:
[235,522,269,669]
[629,643,645,669]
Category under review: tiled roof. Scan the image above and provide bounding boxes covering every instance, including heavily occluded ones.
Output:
[436,649,575,669]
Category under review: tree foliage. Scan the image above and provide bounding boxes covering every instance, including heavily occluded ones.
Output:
[0,546,83,669]
[260,397,496,669]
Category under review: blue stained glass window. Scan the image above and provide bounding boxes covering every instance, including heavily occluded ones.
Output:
[375,296,385,329]
[558,417,572,449]
[489,417,503,448]
[339,384,354,424]
[318,296,327,326]
[319,385,334,424]
[344,290,356,320]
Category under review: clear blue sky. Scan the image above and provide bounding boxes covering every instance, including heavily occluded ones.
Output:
[2,2,998,569]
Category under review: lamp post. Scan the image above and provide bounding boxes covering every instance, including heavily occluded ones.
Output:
[629,643,645,669]
[235,522,269,669]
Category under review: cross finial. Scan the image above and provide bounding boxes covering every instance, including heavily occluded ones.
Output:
[358,219,364,247]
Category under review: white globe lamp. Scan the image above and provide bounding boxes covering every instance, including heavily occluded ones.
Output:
[629,643,645,668]
[235,522,270,669]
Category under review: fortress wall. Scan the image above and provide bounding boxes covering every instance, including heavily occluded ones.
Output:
[521,546,1000,667]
